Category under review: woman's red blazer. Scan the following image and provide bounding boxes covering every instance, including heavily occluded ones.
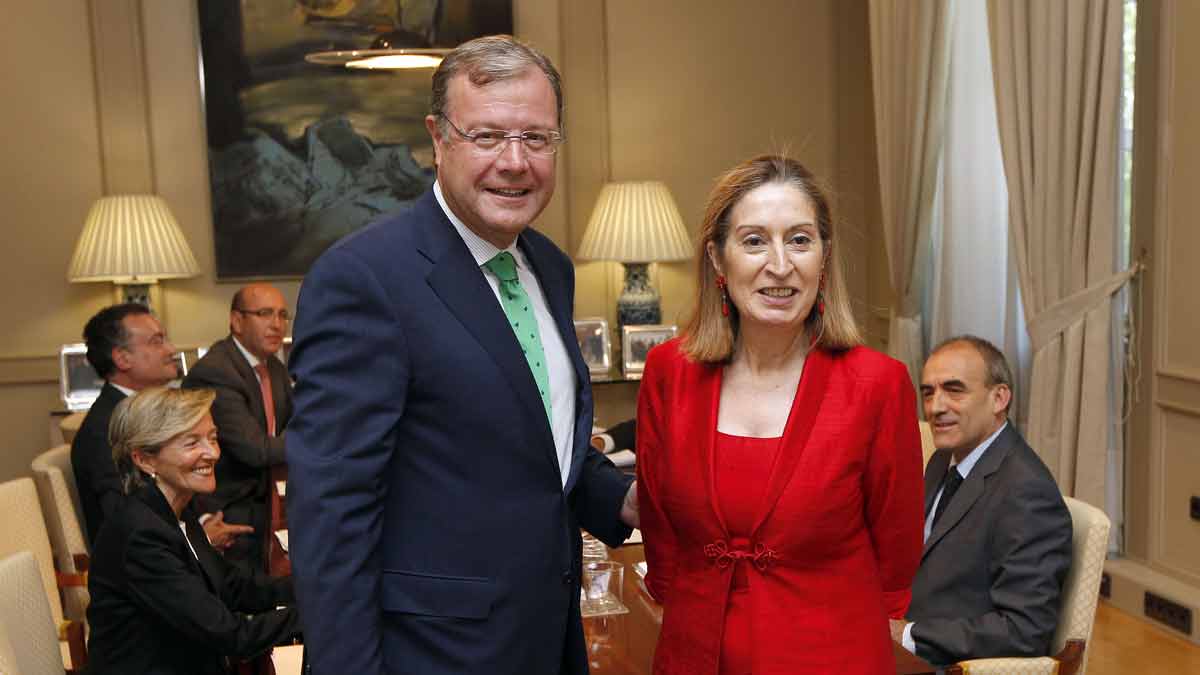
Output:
[636,340,924,674]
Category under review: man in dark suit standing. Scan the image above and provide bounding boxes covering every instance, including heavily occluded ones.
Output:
[184,283,293,569]
[893,335,1072,666]
[71,304,250,549]
[287,35,638,675]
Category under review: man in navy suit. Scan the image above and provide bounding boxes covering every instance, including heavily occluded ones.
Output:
[287,35,638,675]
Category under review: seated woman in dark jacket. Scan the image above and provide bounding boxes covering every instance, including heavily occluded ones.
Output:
[86,386,299,675]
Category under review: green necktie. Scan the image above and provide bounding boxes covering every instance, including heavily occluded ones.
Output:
[484,252,552,421]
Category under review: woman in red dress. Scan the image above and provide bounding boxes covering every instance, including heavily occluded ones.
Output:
[637,155,924,674]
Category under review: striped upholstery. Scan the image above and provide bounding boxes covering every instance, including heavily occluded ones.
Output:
[31,445,90,621]
[919,420,937,468]
[0,551,65,675]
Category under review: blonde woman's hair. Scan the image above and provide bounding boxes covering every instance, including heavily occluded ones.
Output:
[680,154,863,363]
[109,387,216,495]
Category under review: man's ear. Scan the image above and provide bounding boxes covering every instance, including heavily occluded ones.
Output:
[425,115,444,165]
[991,383,1013,416]
[111,345,132,373]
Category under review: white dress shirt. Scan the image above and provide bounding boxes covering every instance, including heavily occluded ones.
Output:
[435,181,577,488]
[232,336,265,382]
[902,421,1009,655]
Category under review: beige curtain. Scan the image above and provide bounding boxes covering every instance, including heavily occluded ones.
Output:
[869,0,956,389]
[987,0,1129,507]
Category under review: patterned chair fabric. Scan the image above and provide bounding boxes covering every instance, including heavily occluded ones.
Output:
[0,551,66,675]
[0,479,64,628]
[955,496,1111,675]
[919,421,937,468]
[31,445,91,621]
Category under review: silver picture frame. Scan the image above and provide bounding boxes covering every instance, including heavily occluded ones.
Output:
[573,318,612,377]
[621,324,677,379]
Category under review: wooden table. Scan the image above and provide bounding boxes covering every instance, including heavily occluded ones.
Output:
[590,545,942,675]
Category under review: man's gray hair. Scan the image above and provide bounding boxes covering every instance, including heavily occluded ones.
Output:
[430,34,564,131]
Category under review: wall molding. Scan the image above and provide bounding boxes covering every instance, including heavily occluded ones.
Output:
[0,344,209,387]
[1158,366,1200,386]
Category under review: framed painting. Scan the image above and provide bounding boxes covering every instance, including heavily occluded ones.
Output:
[199,0,513,278]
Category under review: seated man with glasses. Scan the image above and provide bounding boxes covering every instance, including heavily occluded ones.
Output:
[183,283,293,570]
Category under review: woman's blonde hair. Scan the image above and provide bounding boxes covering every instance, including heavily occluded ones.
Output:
[680,154,863,362]
[109,387,216,495]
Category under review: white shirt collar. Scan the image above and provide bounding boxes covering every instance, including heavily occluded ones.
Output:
[433,180,528,270]
[950,420,1008,479]
[231,336,262,369]
[109,382,136,398]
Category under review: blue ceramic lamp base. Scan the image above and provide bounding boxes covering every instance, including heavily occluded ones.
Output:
[616,262,662,331]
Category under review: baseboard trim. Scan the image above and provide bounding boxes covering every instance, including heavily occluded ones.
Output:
[1104,557,1200,644]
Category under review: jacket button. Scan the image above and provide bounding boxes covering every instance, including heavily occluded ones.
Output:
[562,571,574,585]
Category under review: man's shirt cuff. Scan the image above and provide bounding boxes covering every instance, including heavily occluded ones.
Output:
[901,622,916,654]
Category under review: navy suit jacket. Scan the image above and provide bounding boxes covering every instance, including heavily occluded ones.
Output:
[287,189,633,675]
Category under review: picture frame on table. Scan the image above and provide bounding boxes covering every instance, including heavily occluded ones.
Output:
[622,324,677,379]
[573,318,612,377]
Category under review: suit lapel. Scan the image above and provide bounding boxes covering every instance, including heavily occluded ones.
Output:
[921,425,1017,560]
[224,337,270,432]
[923,451,951,516]
[420,200,559,473]
[750,348,833,535]
[519,236,593,491]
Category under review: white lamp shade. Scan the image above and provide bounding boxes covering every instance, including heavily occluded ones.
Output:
[577,181,693,263]
[68,195,201,283]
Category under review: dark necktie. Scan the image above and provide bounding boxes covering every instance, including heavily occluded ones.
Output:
[931,466,964,529]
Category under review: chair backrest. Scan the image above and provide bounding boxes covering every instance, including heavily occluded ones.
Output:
[918,420,937,468]
[1052,497,1111,665]
[58,412,86,445]
[30,445,90,620]
[0,551,66,675]
[0,479,64,628]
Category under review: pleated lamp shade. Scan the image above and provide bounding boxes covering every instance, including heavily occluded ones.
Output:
[68,195,200,283]
[577,181,693,263]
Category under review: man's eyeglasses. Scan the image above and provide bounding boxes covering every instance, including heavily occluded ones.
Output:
[440,114,563,156]
[235,308,291,322]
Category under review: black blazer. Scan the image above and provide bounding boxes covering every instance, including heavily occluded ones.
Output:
[85,482,299,675]
[907,424,1073,665]
[183,336,293,514]
[71,382,127,546]
[287,188,633,675]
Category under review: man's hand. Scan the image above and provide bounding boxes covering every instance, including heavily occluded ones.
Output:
[620,481,639,529]
[202,511,255,550]
[889,619,908,645]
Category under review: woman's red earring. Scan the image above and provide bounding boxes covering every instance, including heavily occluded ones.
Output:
[716,275,729,317]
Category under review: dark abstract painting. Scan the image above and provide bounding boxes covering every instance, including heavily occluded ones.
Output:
[200,0,513,278]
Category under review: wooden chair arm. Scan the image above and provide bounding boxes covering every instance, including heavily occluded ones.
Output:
[55,569,87,587]
[58,619,87,671]
[1053,639,1086,675]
